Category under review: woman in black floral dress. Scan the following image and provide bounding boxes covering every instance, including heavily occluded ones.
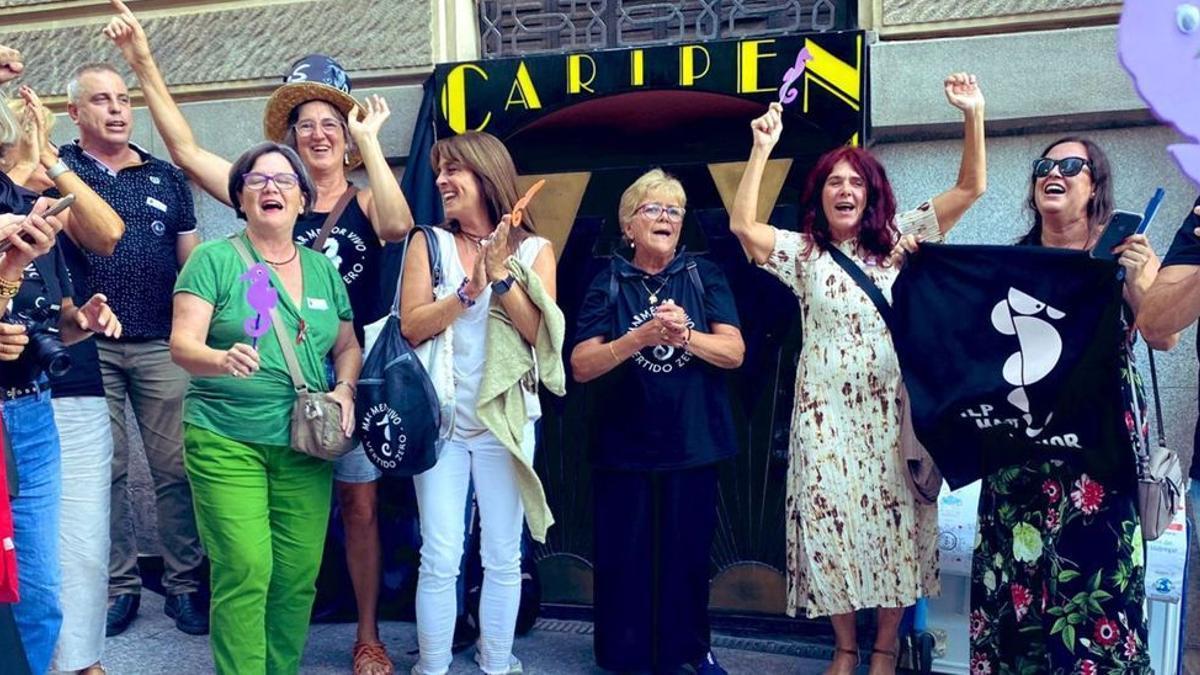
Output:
[969,137,1180,675]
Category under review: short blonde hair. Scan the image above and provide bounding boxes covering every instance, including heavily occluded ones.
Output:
[618,168,686,228]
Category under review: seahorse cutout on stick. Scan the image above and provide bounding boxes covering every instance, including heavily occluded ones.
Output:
[778,47,813,105]
[241,263,278,349]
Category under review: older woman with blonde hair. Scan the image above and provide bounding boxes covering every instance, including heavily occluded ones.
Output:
[571,169,745,674]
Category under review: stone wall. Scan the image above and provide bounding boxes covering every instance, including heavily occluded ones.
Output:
[868,0,1121,36]
[0,0,432,100]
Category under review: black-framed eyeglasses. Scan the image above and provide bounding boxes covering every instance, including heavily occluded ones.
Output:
[242,172,300,191]
[1032,156,1091,178]
[637,203,686,223]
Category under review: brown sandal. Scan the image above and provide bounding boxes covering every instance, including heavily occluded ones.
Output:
[353,641,395,675]
[872,647,898,660]
[835,647,861,664]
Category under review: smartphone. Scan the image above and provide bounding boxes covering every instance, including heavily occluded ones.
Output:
[0,193,74,253]
[42,193,74,218]
[1091,210,1143,261]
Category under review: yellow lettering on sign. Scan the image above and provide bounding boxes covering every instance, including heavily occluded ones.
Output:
[439,63,491,134]
[505,62,543,111]
[737,39,777,94]
[803,35,862,113]
[568,54,598,94]
[679,45,711,87]
[631,50,645,87]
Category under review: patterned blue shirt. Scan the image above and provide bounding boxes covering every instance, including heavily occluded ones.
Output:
[58,142,197,340]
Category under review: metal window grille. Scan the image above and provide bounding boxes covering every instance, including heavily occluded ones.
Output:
[478,0,856,59]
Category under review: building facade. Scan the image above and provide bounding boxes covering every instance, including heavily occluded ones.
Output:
[2,0,1195,657]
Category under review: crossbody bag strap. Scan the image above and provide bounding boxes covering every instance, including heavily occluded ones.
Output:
[312,186,359,252]
[1146,347,1167,448]
[824,243,896,330]
[228,235,308,392]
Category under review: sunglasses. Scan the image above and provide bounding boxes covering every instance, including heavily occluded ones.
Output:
[1032,156,1092,178]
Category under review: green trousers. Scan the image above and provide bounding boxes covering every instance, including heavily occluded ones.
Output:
[183,424,332,675]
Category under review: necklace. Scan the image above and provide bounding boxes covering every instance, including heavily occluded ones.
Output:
[640,275,669,305]
[457,230,488,251]
[263,245,299,267]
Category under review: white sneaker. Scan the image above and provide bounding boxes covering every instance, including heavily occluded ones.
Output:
[473,649,523,674]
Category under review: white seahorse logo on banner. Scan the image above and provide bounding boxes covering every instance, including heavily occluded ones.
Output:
[990,288,1066,438]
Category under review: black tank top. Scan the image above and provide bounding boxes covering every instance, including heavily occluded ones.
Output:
[293,191,386,342]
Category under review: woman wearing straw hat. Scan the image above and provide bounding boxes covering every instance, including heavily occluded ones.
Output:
[104,3,413,673]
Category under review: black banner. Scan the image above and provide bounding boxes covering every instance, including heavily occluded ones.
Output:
[892,245,1133,489]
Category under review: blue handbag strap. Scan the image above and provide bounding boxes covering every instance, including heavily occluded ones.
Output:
[391,225,442,316]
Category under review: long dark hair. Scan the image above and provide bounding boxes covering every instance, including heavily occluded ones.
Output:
[799,146,898,261]
[1018,136,1113,246]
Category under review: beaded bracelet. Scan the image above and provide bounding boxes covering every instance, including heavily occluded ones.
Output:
[456,277,476,308]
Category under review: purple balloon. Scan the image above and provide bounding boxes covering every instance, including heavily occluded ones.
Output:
[1119,1,1200,185]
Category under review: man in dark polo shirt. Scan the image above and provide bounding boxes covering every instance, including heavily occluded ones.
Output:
[1139,197,1200,675]
[58,62,205,637]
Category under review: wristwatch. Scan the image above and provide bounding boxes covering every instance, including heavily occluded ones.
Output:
[46,159,72,181]
[491,276,515,296]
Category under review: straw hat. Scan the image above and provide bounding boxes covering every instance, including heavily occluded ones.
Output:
[262,54,361,169]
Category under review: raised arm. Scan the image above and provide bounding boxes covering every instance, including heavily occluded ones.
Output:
[928,73,986,234]
[105,0,232,205]
[730,102,783,265]
[348,96,415,243]
[21,87,126,255]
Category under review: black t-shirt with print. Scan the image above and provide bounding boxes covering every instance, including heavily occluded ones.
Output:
[1160,195,1200,481]
[293,191,385,344]
[47,233,104,399]
[0,246,74,388]
[575,253,741,471]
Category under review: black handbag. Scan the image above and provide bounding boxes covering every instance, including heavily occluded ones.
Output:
[358,226,443,476]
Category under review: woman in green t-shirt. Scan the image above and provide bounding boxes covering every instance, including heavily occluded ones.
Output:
[169,142,360,675]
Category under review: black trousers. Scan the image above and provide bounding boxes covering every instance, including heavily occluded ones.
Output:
[593,464,718,673]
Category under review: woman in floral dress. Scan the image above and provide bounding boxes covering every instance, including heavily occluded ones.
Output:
[730,73,986,675]
[968,137,1180,675]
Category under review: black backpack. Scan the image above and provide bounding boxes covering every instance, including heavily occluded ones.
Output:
[358,226,444,476]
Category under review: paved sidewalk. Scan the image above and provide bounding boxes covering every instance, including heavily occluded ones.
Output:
[101,592,840,674]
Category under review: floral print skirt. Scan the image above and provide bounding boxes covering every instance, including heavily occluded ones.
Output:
[969,460,1150,675]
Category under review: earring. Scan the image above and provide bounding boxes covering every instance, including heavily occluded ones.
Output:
[344,152,350,166]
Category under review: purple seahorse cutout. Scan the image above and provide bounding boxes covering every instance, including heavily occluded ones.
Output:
[778,47,813,105]
[240,263,278,349]
[1119,2,1200,186]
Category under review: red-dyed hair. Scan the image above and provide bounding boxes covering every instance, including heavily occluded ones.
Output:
[799,146,899,262]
